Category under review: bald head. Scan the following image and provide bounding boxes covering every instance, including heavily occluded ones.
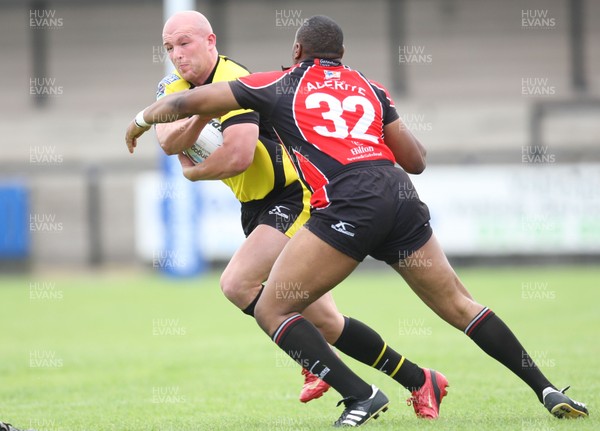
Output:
[163,10,213,40]
[162,10,217,86]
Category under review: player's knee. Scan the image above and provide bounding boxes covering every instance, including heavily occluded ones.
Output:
[219,271,246,309]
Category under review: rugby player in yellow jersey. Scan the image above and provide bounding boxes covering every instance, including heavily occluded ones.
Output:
[134,11,448,415]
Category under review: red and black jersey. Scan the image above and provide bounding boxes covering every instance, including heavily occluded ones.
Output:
[229,58,399,207]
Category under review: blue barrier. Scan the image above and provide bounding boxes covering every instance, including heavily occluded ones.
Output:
[0,182,30,259]
[159,154,206,277]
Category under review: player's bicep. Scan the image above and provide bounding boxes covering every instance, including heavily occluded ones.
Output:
[220,122,259,172]
[222,123,259,153]
[383,118,427,174]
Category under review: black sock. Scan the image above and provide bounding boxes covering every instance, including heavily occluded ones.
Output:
[273,314,372,400]
[466,307,554,402]
[241,285,264,316]
[333,316,425,391]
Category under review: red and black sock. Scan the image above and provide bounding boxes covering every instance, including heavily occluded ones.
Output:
[466,307,554,402]
[273,314,372,400]
[333,316,425,391]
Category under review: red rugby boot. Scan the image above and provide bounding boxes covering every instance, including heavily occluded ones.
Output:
[406,368,449,419]
[299,368,331,403]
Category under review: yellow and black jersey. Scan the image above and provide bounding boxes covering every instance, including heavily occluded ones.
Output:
[156,55,299,204]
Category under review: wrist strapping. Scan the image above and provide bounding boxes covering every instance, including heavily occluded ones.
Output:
[134,109,151,128]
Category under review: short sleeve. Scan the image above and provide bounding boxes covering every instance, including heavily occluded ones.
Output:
[229,71,287,116]
[219,106,257,126]
[221,111,259,130]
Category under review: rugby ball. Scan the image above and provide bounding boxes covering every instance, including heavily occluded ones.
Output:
[182,118,223,163]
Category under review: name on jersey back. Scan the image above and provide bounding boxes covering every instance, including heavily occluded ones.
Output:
[304,80,367,96]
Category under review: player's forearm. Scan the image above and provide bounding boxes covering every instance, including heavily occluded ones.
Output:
[140,92,191,125]
[156,117,207,156]
[182,149,249,181]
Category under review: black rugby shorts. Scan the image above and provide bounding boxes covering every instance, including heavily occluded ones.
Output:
[304,163,432,264]
[240,180,310,238]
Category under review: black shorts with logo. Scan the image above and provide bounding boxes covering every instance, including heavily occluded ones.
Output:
[240,180,310,238]
[304,161,433,265]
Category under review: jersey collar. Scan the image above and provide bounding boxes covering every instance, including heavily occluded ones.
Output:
[314,58,342,67]
[283,58,342,71]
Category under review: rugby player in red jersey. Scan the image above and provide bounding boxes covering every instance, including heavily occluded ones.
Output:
[131,10,452,418]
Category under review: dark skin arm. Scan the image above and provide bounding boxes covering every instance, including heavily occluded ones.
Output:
[383,118,427,174]
[125,80,427,175]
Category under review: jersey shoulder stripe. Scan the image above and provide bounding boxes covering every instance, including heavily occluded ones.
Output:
[354,72,385,118]
[368,79,395,108]
[290,63,316,149]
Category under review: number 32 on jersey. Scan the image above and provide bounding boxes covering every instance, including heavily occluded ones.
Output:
[299,92,381,145]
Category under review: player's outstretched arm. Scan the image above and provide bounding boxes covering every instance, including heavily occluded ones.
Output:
[383,118,427,174]
[125,81,240,154]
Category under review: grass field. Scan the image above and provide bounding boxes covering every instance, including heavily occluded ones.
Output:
[0,266,598,431]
